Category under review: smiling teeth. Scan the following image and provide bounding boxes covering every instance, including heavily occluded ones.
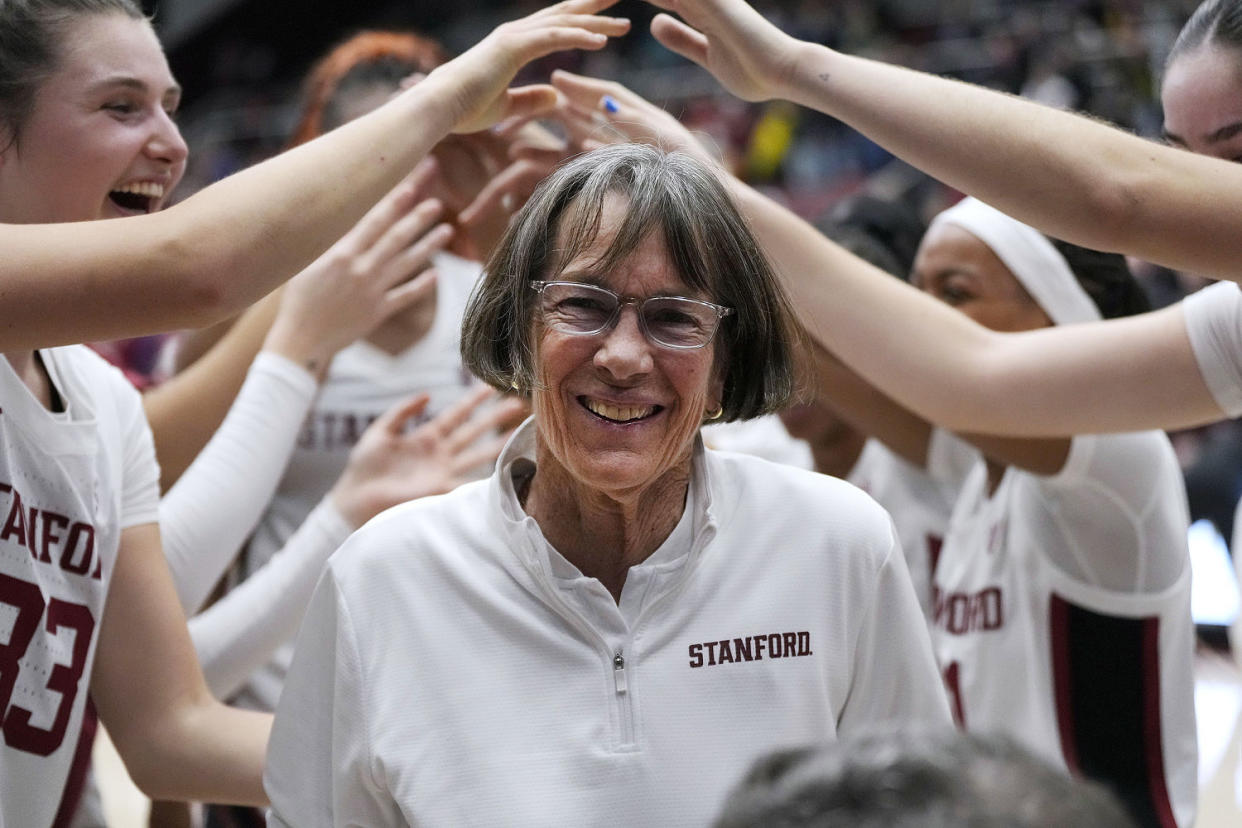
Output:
[112,182,164,198]
[586,399,655,422]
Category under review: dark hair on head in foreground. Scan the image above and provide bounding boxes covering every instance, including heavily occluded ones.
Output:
[817,194,927,280]
[461,142,798,422]
[0,0,144,150]
[713,728,1137,828]
[1051,238,1151,320]
[1168,0,1242,67]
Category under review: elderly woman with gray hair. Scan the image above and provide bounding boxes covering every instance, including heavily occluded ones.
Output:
[263,142,950,827]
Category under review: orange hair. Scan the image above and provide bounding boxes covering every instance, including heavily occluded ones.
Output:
[287,31,449,148]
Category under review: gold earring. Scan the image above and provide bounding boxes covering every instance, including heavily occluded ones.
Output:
[705,405,723,421]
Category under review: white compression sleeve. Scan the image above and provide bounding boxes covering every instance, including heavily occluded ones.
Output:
[191,498,354,699]
[160,351,318,614]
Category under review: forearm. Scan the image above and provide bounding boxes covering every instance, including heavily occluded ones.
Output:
[0,81,454,351]
[729,182,1003,428]
[148,291,282,490]
[94,524,270,806]
[128,699,271,806]
[780,44,1242,280]
[809,345,932,468]
[191,500,354,699]
[730,179,1223,436]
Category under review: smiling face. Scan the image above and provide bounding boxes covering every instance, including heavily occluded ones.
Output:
[1162,44,1242,162]
[911,223,1052,332]
[0,13,186,223]
[531,192,725,500]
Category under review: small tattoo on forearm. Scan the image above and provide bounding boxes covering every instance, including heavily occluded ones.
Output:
[817,72,830,84]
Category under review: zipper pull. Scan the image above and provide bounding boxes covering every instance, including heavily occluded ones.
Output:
[613,650,628,694]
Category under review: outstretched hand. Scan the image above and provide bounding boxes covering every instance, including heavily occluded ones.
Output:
[265,159,452,376]
[549,70,717,165]
[428,0,631,135]
[645,0,798,103]
[460,71,723,232]
[330,385,528,527]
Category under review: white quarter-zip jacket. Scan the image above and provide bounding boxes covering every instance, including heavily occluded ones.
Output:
[265,420,951,827]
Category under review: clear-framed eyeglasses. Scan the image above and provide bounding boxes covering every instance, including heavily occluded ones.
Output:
[530,280,734,350]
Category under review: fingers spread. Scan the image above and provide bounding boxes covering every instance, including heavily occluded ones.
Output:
[445,396,528,454]
[380,269,438,321]
[377,393,432,434]
[429,384,500,441]
[357,199,445,278]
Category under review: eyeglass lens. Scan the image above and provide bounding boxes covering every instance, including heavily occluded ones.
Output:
[538,282,722,348]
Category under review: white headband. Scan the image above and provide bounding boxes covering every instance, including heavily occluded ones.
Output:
[927,198,1101,326]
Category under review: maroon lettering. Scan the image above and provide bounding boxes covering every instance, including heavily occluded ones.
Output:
[25,508,39,558]
[342,414,361,447]
[39,511,67,565]
[58,524,94,577]
[296,416,315,450]
[934,586,1006,635]
[686,631,814,668]
[1,489,28,548]
[0,574,96,756]
[322,412,338,449]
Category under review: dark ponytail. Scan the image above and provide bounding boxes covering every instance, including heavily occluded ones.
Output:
[1050,239,1151,320]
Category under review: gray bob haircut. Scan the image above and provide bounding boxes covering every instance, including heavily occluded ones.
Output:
[461,142,797,422]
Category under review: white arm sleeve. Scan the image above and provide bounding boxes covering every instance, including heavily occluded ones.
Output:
[160,351,318,614]
[265,554,402,827]
[1182,281,1242,418]
[191,498,353,699]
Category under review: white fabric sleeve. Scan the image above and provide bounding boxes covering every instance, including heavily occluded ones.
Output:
[117,374,161,528]
[837,522,953,733]
[160,351,318,614]
[191,498,353,699]
[1182,281,1242,417]
[265,552,403,827]
[1033,432,1188,593]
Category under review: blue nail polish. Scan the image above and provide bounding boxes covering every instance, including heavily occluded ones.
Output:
[602,96,619,114]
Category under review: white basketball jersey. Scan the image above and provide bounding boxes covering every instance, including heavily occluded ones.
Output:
[932,432,1197,828]
[232,253,481,712]
[0,347,159,828]
[848,436,968,618]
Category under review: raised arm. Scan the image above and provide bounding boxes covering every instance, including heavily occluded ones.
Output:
[92,523,271,804]
[0,0,629,352]
[645,0,1242,282]
[551,69,1227,438]
[149,163,449,490]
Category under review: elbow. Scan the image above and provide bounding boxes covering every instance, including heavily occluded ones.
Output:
[147,215,248,328]
[1082,163,1148,255]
